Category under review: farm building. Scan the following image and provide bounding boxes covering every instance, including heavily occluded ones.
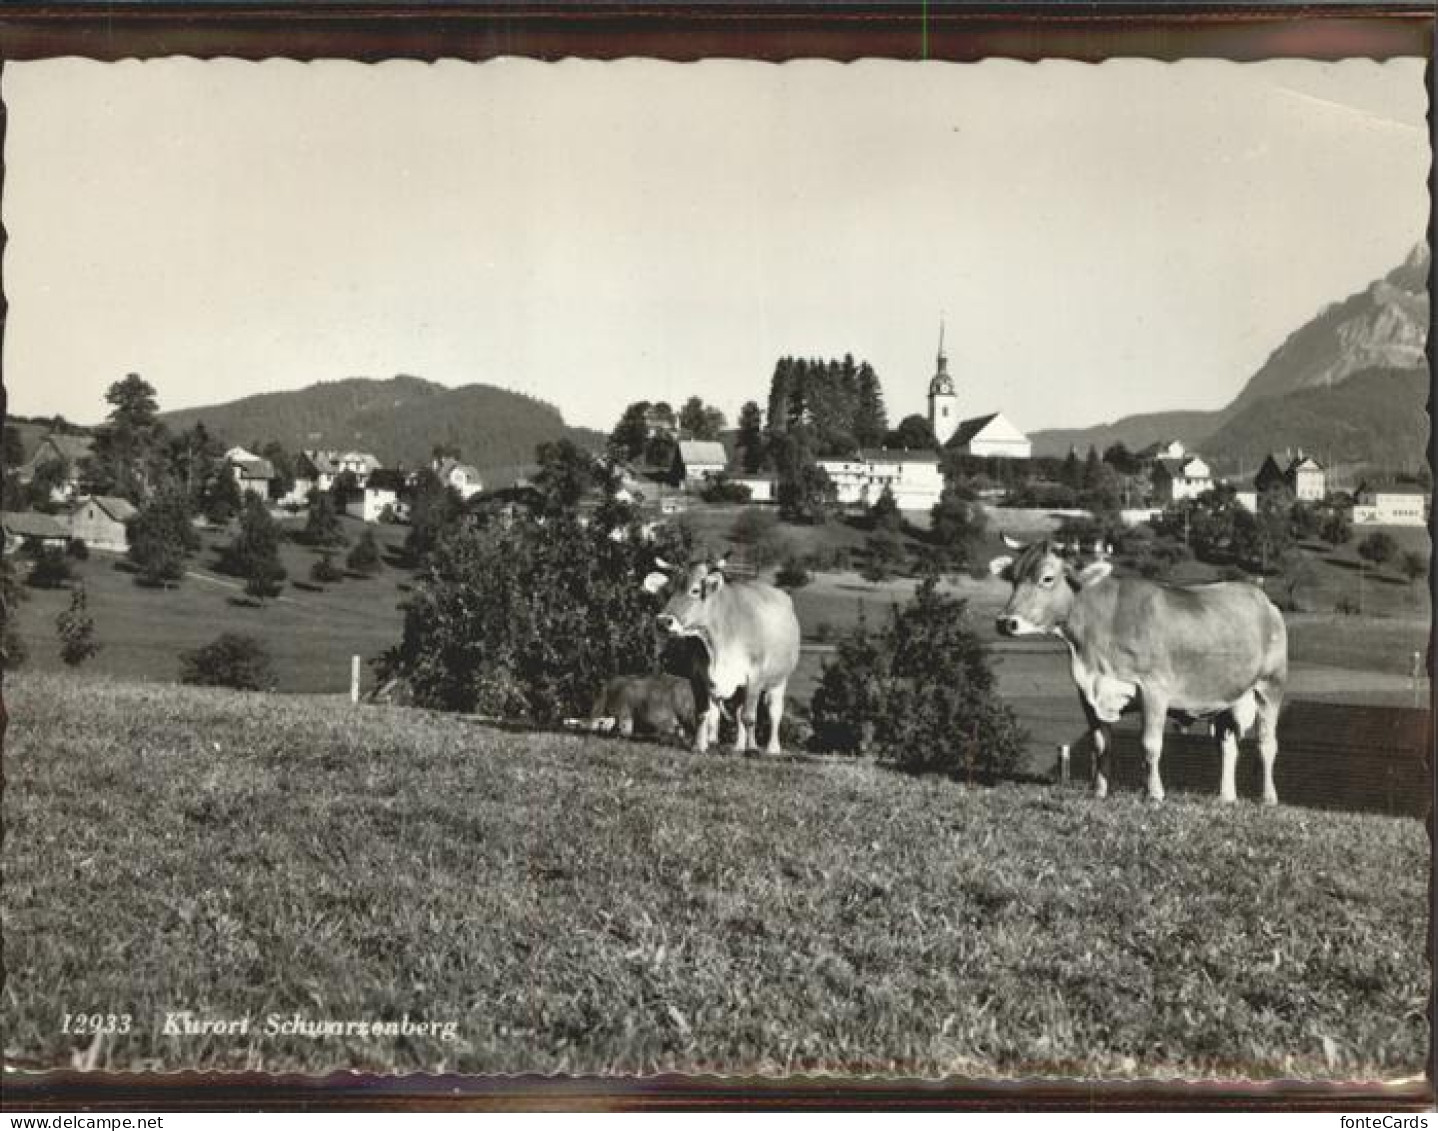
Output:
[672,441,728,485]
[1285,454,1326,501]
[1135,439,1187,462]
[299,449,383,492]
[225,447,275,499]
[2,510,70,553]
[947,412,1033,460]
[1151,454,1213,503]
[817,450,944,510]
[1353,484,1430,527]
[68,495,138,552]
[18,434,95,502]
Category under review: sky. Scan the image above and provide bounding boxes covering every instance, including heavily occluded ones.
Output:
[1,56,1428,437]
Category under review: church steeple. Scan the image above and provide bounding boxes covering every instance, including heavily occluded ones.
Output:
[927,316,959,446]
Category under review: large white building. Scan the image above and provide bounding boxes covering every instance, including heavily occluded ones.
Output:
[817,449,944,510]
[926,321,1032,459]
[1353,485,1430,527]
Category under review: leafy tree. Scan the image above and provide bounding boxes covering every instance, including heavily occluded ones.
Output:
[303,490,348,548]
[260,441,296,501]
[88,373,166,502]
[2,426,25,469]
[853,362,889,448]
[1101,442,1141,476]
[679,396,726,441]
[886,414,937,450]
[404,467,466,564]
[1357,531,1399,570]
[55,585,100,666]
[165,422,226,503]
[869,484,902,533]
[27,547,74,590]
[810,578,1024,778]
[378,505,690,720]
[862,530,905,584]
[699,474,753,504]
[533,438,602,515]
[329,469,361,506]
[1276,548,1316,613]
[127,488,201,587]
[347,530,383,575]
[766,358,795,435]
[1,554,28,671]
[929,485,987,569]
[27,457,70,510]
[1400,549,1428,585]
[221,494,287,601]
[609,401,652,463]
[774,431,837,524]
[180,632,275,691]
[1233,487,1293,572]
[1318,504,1352,546]
[736,400,766,473]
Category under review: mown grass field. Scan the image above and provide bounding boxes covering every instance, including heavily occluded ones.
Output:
[3,672,1427,1078]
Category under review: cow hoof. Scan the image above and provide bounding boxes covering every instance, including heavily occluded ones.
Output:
[1261,794,1278,807]
[1218,794,1238,805]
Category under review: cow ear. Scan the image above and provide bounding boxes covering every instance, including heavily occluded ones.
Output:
[641,571,670,594]
[1068,559,1114,589]
[988,554,1014,580]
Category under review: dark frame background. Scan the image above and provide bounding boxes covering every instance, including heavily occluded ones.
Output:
[0,0,1431,1113]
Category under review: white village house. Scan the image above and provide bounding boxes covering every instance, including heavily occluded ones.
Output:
[434,458,484,501]
[1151,454,1213,504]
[818,450,944,510]
[1353,484,1430,527]
[224,447,276,499]
[2,510,70,553]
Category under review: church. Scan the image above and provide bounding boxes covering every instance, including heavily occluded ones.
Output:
[927,324,1032,459]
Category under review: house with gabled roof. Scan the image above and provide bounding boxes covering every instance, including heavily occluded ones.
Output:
[672,440,728,486]
[69,495,138,552]
[2,510,71,553]
[947,412,1032,459]
[18,433,96,502]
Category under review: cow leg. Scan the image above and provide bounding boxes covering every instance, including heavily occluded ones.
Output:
[1080,697,1111,799]
[1140,693,1169,802]
[736,693,758,755]
[763,681,788,756]
[694,701,719,754]
[617,710,634,739]
[1215,713,1239,804]
[1255,681,1283,806]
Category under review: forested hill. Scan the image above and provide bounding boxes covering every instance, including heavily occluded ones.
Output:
[159,375,604,469]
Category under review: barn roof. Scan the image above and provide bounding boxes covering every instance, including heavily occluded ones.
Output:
[231,457,275,480]
[677,441,728,466]
[86,495,138,523]
[2,511,70,539]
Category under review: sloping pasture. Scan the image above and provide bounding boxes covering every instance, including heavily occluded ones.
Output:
[2,672,1426,1078]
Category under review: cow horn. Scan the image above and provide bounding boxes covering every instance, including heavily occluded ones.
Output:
[1000,533,1025,550]
[713,552,731,572]
[654,556,676,571]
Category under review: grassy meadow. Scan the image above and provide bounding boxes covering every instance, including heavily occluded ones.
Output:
[2,671,1428,1078]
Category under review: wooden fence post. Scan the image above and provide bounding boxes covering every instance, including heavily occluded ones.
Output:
[350,655,360,705]
[1057,744,1070,785]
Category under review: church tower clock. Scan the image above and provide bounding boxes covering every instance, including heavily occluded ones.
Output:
[927,320,958,447]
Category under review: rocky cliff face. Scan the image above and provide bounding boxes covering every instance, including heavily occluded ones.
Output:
[1221,243,1428,420]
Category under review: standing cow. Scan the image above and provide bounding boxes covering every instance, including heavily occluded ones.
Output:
[989,537,1288,804]
[643,554,801,755]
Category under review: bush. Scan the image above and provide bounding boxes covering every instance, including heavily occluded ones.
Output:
[775,556,811,589]
[128,489,201,587]
[2,556,28,670]
[700,475,752,504]
[27,547,74,589]
[810,578,1025,780]
[347,530,383,575]
[67,538,89,561]
[1400,550,1428,585]
[179,632,276,691]
[310,552,344,584]
[377,507,694,721]
[303,491,348,548]
[55,585,100,666]
[1357,532,1399,570]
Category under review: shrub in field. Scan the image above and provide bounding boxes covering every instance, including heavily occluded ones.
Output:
[302,491,348,548]
[310,552,344,584]
[127,488,201,587]
[1357,532,1399,570]
[862,530,906,583]
[179,632,276,691]
[55,585,100,666]
[775,556,811,589]
[379,503,694,721]
[810,578,1024,779]
[67,538,89,561]
[1400,550,1428,585]
[221,495,287,601]
[700,475,752,504]
[27,547,74,590]
[347,530,382,575]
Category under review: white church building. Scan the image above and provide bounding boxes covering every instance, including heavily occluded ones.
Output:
[927,324,1032,459]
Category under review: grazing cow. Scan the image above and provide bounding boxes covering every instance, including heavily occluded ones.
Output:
[643,554,801,755]
[989,537,1288,804]
[588,673,698,742]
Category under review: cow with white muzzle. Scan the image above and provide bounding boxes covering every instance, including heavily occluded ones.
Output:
[990,534,1288,804]
[643,554,801,755]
